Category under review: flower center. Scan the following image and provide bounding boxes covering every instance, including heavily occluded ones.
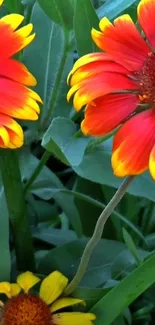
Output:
[137,52,155,103]
[2,294,52,325]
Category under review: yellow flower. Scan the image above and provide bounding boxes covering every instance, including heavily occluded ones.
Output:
[0,271,96,325]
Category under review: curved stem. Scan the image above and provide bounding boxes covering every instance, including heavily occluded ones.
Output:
[24,151,51,194]
[64,176,134,295]
[0,150,35,271]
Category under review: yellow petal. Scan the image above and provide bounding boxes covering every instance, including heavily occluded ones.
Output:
[52,312,96,325]
[17,271,40,293]
[10,284,21,297]
[50,298,86,312]
[0,282,11,298]
[1,14,24,30]
[39,271,68,305]
[0,0,4,5]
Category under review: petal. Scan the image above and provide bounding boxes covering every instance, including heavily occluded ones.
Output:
[138,0,155,48]
[149,144,155,179]
[50,298,86,313]
[0,114,23,149]
[67,52,115,83]
[67,72,138,111]
[0,78,41,120]
[0,58,36,86]
[10,284,21,297]
[52,312,96,325]
[0,282,11,298]
[70,61,128,87]
[81,94,139,136]
[0,18,34,58]
[39,271,68,305]
[17,272,40,293]
[112,109,155,177]
[91,14,149,71]
[0,0,3,5]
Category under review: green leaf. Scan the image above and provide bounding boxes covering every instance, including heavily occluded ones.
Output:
[97,0,138,20]
[73,141,155,202]
[20,150,82,236]
[5,0,23,12]
[38,0,74,29]
[91,252,155,325]
[74,0,99,55]
[42,117,90,166]
[23,3,72,124]
[0,188,10,281]
[33,226,77,246]
[122,228,143,265]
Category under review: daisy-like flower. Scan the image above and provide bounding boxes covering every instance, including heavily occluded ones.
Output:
[0,0,41,149]
[0,271,96,325]
[67,0,155,180]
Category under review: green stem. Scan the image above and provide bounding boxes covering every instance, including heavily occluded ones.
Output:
[41,29,69,131]
[64,176,134,295]
[0,150,35,271]
[24,151,51,194]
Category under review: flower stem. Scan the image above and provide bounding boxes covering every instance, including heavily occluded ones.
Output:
[24,150,51,194]
[0,150,35,271]
[64,176,134,295]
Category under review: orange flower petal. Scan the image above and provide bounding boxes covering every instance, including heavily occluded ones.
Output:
[0,78,41,120]
[81,94,139,136]
[112,109,155,177]
[138,0,155,48]
[149,143,155,179]
[0,58,36,86]
[0,16,34,58]
[0,114,23,149]
[67,72,138,111]
[91,14,149,71]
[70,61,128,86]
[67,52,114,83]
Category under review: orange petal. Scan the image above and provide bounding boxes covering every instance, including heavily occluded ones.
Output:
[0,16,34,58]
[149,143,155,179]
[138,0,155,48]
[0,58,36,86]
[70,61,128,86]
[112,109,155,177]
[92,14,149,71]
[0,78,41,120]
[0,114,23,149]
[67,72,138,111]
[81,94,139,136]
[67,52,114,84]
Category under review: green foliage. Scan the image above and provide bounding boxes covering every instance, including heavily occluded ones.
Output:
[1,0,155,325]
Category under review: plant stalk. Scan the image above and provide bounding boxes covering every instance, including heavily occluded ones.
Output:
[0,150,35,271]
[64,176,134,295]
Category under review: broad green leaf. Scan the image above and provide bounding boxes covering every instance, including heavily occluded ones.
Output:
[73,142,155,202]
[97,0,138,20]
[5,0,23,12]
[33,226,77,246]
[74,0,99,55]
[91,252,155,325]
[23,3,72,124]
[38,0,74,29]
[42,117,90,166]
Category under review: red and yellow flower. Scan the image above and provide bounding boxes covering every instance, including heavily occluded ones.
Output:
[0,0,41,149]
[0,271,96,325]
[67,0,155,179]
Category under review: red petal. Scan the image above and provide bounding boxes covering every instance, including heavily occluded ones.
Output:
[112,109,155,176]
[67,72,138,111]
[0,78,41,120]
[91,15,149,71]
[81,94,139,136]
[0,114,23,148]
[138,0,155,48]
